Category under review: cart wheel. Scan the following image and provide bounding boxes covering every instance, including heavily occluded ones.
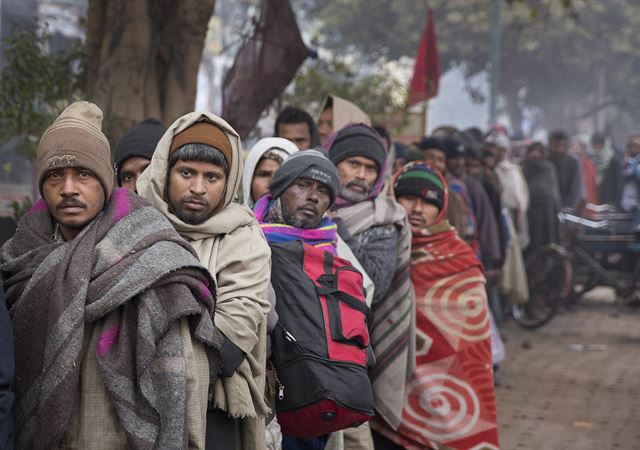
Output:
[512,245,569,329]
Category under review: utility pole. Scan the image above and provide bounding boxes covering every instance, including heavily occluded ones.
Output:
[489,0,502,126]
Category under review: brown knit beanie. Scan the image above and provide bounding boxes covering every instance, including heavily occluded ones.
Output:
[37,101,113,197]
[169,121,233,168]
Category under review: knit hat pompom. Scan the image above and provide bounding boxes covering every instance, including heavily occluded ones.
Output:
[394,163,446,211]
[328,124,386,173]
[37,101,113,197]
[270,149,339,204]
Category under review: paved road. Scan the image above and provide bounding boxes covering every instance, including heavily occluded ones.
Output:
[495,289,640,450]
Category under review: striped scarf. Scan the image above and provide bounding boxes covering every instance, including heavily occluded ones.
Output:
[333,195,415,430]
[253,194,338,254]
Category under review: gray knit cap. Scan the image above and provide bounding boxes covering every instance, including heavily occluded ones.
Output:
[269,149,339,204]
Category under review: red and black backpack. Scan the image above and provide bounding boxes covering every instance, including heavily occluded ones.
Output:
[269,240,374,438]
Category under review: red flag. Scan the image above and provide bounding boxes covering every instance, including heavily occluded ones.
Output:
[408,8,440,105]
[222,0,310,139]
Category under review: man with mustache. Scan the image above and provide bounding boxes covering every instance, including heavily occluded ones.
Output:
[253,150,374,450]
[325,124,415,449]
[136,113,271,450]
[0,102,220,449]
[376,162,498,450]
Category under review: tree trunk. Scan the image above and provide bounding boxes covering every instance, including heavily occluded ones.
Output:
[85,0,215,142]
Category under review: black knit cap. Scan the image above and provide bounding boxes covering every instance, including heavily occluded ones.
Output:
[270,149,340,204]
[443,136,466,159]
[114,118,166,180]
[416,136,445,153]
[328,124,386,173]
[394,164,445,210]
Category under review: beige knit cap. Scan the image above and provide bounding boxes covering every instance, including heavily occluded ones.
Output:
[37,101,113,197]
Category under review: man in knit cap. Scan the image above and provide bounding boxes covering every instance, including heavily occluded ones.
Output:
[324,124,415,449]
[136,112,271,450]
[417,136,476,249]
[0,101,221,449]
[253,150,375,450]
[114,117,166,191]
[373,162,498,450]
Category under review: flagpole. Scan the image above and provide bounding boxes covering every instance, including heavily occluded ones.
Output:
[422,100,429,137]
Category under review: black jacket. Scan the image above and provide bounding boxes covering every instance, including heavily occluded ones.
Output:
[598,157,624,207]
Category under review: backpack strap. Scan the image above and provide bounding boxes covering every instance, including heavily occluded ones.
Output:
[316,252,373,348]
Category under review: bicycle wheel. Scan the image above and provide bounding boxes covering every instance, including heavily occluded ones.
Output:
[511,245,569,329]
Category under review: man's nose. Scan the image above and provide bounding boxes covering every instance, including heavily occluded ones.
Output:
[60,174,78,196]
[306,186,319,202]
[190,176,206,195]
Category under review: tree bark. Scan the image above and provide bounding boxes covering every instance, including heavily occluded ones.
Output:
[85,0,215,141]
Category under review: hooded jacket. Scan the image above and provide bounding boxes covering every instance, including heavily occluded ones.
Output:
[319,95,372,133]
[137,112,271,448]
[241,137,299,208]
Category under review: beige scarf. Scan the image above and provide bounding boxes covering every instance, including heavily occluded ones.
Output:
[137,112,271,448]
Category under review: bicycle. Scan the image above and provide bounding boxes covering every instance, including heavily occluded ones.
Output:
[511,205,640,329]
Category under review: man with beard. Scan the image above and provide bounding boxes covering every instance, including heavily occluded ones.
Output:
[254,150,374,449]
[325,124,415,447]
[0,102,220,449]
[137,113,271,450]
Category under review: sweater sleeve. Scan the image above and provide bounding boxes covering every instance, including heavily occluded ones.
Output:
[213,224,271,355]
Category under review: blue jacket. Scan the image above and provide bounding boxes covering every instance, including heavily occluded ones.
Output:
[0,285,14,450]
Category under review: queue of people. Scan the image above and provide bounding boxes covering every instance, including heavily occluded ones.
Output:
[6,93,635,450]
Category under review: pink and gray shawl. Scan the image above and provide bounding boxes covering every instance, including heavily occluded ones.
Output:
[0,188,222,450]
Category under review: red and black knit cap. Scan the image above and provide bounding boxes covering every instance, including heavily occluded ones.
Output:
[394,163,446,211]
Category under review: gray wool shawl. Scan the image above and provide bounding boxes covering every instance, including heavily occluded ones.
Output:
[0,188,222,450]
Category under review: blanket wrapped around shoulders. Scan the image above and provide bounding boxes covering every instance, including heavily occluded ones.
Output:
[334,195,416,430]
[0,188,222,450]
[374,221,499,450]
